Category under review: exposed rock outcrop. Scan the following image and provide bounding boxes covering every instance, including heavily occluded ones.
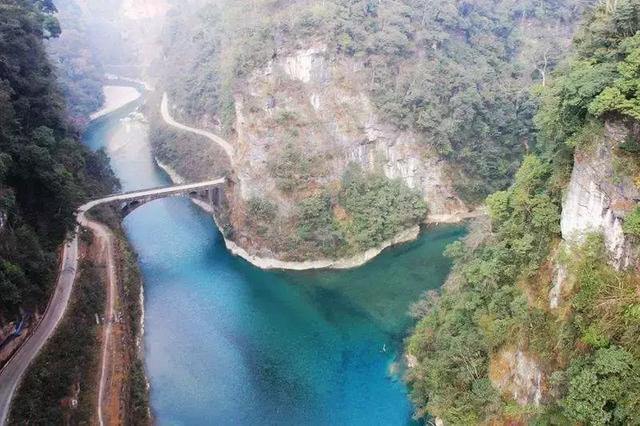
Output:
[560,122,640,269]
[490,348,544,406]
[233,43,469,220]
[549,261,567,310]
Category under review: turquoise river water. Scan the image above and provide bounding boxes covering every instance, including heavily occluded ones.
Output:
[83,93,465,425]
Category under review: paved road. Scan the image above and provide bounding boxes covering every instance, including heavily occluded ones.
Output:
[0,232,79,424]
[161,93,235,164]
[0,179,225,425]
[80,178,226,213]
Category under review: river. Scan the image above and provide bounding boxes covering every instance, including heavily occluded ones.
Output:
[83,90,464,425]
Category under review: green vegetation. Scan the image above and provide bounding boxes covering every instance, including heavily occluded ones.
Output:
[160,0,588,202]
[293,165,426,256]
[9,254,104,424]
[267,143,324,193]
[407,1,640,423]
[247,196,278,236]
[245,164,426,259]
[339,165,427,247]
[407,154,560,422]
[560,346,640,424]
[624,205,640,235]
[296,193,344,255]
[0,0,117,321]
[46,0,105,124]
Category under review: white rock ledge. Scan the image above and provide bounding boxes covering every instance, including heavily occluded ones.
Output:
[223,225,420,270]
[156,161,471,271]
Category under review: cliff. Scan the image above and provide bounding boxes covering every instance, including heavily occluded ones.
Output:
[406,1,640,422]
[232,42,468,220]
[154,0,585,263]
[561,122,640,269]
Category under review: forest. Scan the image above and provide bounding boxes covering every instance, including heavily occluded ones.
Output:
[161,0,589,202]
[407,1,640,423]
[45,0,105,126]
[0,0,117,321]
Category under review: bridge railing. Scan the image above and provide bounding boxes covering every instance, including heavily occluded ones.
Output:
[112,178,226,198]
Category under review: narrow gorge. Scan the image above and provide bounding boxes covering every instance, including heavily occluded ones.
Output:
[2,0,640,425]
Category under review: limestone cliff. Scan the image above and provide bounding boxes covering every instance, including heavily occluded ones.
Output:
[158,39,470,263]
[560,122,640,270]
[232,43,468,221]
[489,349,543,406]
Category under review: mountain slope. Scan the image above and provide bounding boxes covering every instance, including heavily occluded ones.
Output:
[156,0,588,262]
[407,1,640,423]
[0,0,116,327]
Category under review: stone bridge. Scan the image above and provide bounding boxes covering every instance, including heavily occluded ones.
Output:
[79,178,227,216]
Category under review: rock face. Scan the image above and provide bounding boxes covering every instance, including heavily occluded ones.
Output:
[549,261,567,309]
[232,42,469,220]
[490,349,544,406]
[560,122,640,269]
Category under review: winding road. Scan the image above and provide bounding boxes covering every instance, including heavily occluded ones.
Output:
[161,93,235,164]
[0,180,225,425]
[0,206,95,425]
[0,91,231,424]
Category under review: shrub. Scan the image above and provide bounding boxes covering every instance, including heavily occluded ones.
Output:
[296,194,344,256]
[623,205,640,236]
[247,197,277,222]
[339,165,427,249]
[560,347,640,425]
[267,144,319,193]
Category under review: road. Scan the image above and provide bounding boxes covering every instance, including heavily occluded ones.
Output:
[80,178,226,213]
[0,179,224,425]
[161,93,235,164]
[0,234,78,425]
[87,218,115,426]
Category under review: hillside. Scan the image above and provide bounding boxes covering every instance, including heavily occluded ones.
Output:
[155,0,589,262]
[0,0,116,342]
[406,1,640,423]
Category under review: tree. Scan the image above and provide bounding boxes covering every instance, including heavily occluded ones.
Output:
[561,347,640,425]
[623,205,640,235]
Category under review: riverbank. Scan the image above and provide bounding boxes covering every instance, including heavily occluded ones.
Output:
[87,206,151,426]
[197,191,421,270]
[155,160,422,270]
[90,86,141,121]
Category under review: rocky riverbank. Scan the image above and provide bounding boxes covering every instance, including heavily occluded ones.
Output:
[156,159,424,270]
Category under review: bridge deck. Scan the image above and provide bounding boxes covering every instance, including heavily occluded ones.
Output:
[79,178,226,213]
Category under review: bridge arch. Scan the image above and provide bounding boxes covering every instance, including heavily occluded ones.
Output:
[79,178,227,218]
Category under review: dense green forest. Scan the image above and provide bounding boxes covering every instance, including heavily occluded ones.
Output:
[407,1,640,423]
[162,0,589,202]
[244,165,427,259]
[46,0,105,125]
[0,0,116,321]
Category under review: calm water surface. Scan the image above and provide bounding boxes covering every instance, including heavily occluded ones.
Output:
[84,94,464,425]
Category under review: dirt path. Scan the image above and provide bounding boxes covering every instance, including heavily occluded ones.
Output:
[0,210,114,425]
[81,218,116,426]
